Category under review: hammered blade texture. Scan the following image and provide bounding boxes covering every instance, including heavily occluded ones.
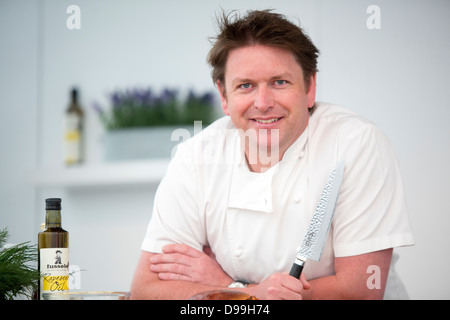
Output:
[297,168,336,260]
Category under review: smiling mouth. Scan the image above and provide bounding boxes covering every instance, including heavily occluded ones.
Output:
[253,117,281,124]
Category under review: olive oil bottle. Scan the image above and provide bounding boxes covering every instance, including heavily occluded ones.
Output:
[64,88,83,165]
[37,198,69,300]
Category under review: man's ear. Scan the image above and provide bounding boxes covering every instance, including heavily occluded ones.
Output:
[216,80,229,116]
[307,74,317,109]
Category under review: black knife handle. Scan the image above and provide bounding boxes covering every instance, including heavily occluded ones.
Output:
[289,262,304,278]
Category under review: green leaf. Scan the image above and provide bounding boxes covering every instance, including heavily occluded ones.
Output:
[0,228,40,300]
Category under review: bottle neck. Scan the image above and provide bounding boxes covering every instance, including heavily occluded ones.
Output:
[45,209,62,228]
[71,89,78,104]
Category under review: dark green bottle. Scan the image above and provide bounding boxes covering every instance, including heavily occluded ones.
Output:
[37,198,69,300]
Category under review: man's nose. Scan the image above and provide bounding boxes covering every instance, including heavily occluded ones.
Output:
[254,86,274,111]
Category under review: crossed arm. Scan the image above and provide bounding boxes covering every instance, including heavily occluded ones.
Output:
[130,244,392,300]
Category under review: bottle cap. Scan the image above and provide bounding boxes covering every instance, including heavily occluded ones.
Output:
[46,198,62,210]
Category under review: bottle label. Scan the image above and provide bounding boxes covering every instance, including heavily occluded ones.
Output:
[64,113,82,164]
[39,248,69,299]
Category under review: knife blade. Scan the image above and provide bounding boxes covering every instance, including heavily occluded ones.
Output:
[289,160,344,278]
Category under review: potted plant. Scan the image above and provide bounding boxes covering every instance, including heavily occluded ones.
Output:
[0,228,40,300]
[93,87,218,161]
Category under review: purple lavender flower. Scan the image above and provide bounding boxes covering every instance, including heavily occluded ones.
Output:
[92,86,217,129]
[158,88,178,104]
[201,92,215,105]
[110,92,121,108]
[92,101,104,115]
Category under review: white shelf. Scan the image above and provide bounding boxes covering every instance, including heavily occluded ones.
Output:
[32,159,170,188]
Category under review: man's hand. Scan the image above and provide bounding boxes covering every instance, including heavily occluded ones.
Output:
[149,244,233,287]
[148,243,311,300]
[247,272,311,300]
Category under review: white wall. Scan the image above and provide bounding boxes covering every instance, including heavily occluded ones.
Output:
[0,0,38,248]
[1,0,449,299]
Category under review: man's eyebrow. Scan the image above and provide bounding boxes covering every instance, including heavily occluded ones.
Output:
[230,78,252,86]
[230,73,294,86]
[271,72,297,80]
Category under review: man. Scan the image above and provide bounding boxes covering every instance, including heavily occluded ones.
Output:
[54,250,62,264]
[131,10,414,300]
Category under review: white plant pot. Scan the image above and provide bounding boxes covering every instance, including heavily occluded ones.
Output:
[103,126,195,161]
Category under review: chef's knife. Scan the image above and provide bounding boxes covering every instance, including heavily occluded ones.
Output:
[289,160,344,278]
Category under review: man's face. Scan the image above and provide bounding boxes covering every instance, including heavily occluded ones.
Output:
[217,44,316,165]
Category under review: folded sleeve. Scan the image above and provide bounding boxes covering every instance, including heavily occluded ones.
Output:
[332,123,414,257]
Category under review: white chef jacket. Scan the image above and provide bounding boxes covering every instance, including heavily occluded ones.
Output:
[141,102,414,299]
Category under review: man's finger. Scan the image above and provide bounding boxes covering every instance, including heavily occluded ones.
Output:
[300,273,311,290]
[150,261,190,276]
[158,272,191,282]
[280,272,305,293]
[150,252,192,266]
[162,243,202,257]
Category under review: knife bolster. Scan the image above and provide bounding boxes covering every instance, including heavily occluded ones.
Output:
[289,259,305,279]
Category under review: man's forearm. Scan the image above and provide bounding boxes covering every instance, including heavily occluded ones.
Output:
[302,275,385,300]
[302,249,392,300]
[131,278,226,300]
[132,247,392,300]
[130,250,241,299]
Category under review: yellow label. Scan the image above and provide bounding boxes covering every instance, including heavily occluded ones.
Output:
[39,248,69,299]
[42,275,69,291]
[65,130,80,141]
[64,113,82,163]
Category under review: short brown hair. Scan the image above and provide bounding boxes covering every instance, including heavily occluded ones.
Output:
[207,9,319,91]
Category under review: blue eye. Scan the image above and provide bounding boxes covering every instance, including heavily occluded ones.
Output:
[275,80,287,85]
[240,83,252,89]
